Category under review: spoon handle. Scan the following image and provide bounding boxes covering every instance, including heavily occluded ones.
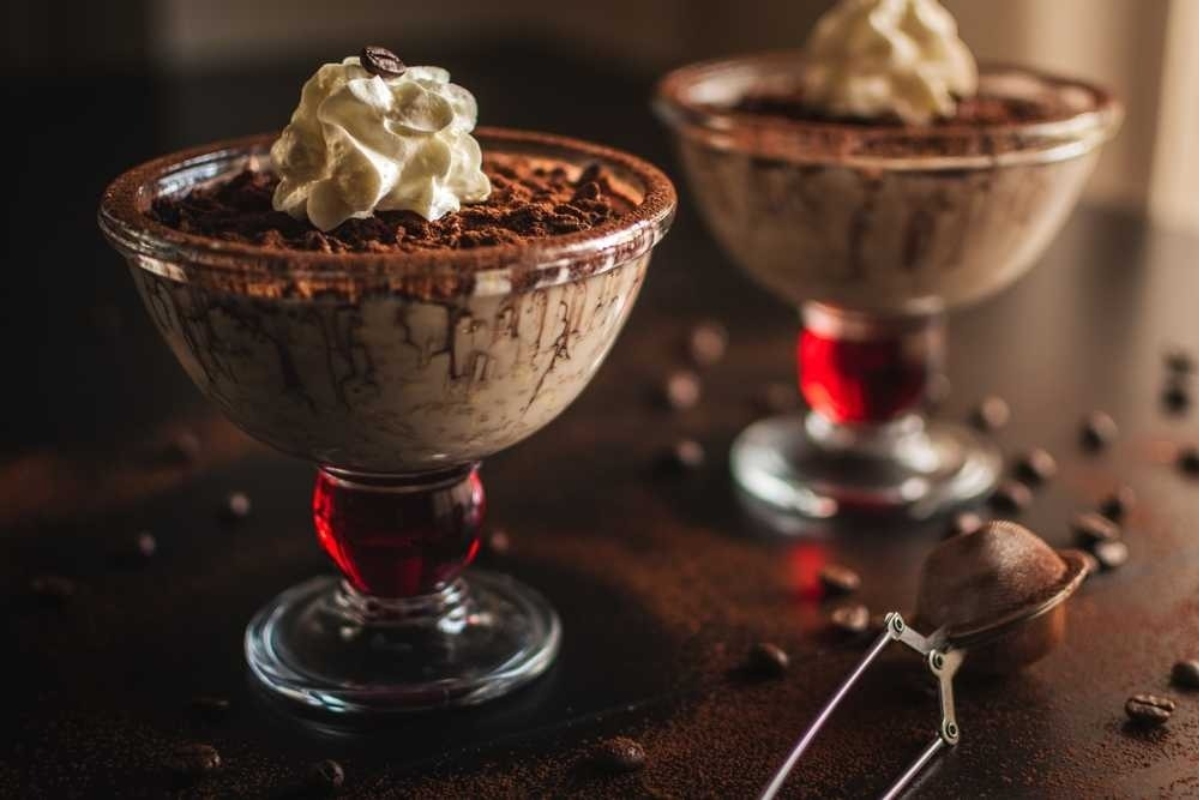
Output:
[879,736,945,800]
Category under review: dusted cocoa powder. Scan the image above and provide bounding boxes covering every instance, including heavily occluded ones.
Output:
[151,157,626,254]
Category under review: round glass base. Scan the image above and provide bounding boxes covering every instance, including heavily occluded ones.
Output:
[245,571,561,714]
[731,412,1001,528]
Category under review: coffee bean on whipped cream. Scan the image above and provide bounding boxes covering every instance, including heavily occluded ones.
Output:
[971,396,1010,431]
[359,45,406,78]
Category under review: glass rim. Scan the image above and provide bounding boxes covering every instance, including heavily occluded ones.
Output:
[654,52,1123,171]
[98,128,677,298]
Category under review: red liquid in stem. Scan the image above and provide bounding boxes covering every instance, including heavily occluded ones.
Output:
[798,326,933,424]
[312,469,484,598]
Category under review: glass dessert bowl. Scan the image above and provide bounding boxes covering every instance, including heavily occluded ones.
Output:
[655,52,1121,525]
[99,129,676,713]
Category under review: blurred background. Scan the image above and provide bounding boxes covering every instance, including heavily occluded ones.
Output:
[3,0,1197,232]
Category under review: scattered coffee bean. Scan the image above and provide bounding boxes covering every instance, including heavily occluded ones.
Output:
[688,321,728,367]
[1081,411,1118,449]
[989,480,1032,513]
[29,574,75,603]
[829,603,870,635]
[745,642,790,678]
[669,439,706,471]
[592,736,646,773]
[189,695,231,719]
[663,370,701,411]
[136,531,158,559]
[167,742,221,778]
[166,430,202,465]
[1162,379,1190,412]
[1164,348,1195,374]
[972,396,1010,431]
[224,491,251,520]
[1125,694,1175,726]
[483,527,511,556]
[1099,485,1136,521]
[305,759,346,793]
[359,45,406,78]
[1070,512,1121,546]
[1015,449,1057,485]
[1171,659,1199,689]
[1178,446,1199,474]
[1093,539,1129,570]
[819,564,860,596]
[946,511,984,538]
[757,382,799,414]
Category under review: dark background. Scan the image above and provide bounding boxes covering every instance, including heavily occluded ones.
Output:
[1,1,1197,798]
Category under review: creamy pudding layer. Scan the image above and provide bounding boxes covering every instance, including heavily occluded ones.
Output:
[134,254,647,472]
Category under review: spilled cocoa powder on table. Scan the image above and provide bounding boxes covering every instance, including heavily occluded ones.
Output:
[151,156,625,253]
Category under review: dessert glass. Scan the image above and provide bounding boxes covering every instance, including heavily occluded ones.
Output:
[99,130,676,714]
[656,53,1121,526]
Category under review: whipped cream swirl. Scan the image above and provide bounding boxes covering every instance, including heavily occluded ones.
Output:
[270,57,490,231]
[801,0,978,125]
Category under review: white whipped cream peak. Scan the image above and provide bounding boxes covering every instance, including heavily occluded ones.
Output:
[802,0,978,125]
[270,56,491,231]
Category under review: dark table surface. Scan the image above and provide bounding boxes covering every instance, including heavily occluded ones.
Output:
[2,43,1197,799]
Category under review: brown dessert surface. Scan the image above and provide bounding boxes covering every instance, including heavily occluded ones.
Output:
[151,155,628,254]
[733,88,1073,127]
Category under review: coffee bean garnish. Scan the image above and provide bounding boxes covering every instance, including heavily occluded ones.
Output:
[663,370,701,411]
[1015,448,1057,485]
[189,695,231,719]
[988,480,1032,513]
[136,531,158,559]
[1162,379,1189,412]
[757,382,799,414]
[1178,446,1199,474]
[224,491,252,520]
[745,642,790,678]
[946,511,984,539]
[669,439,706,471]
[29,574,75,603]
[359,46,406,78]
[592,736,646,773]
[829,603,870,635]
[971,396,1010,431]
[1099,485,1136,521]
[483,527,511,556]
[1093,539,1129,570]
[1081,411,1118,449]
[167,742,221,778]
[1125,694,1175,726]
[1164,348,1195,374]
[818,564,860,596]
[1070,512,1121,546]
[305,759,346,792]
[1170,659,1199,689]
[688,321,728,367]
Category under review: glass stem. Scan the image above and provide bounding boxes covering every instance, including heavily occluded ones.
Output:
[312,464,485,599]
[797,302,945,426]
